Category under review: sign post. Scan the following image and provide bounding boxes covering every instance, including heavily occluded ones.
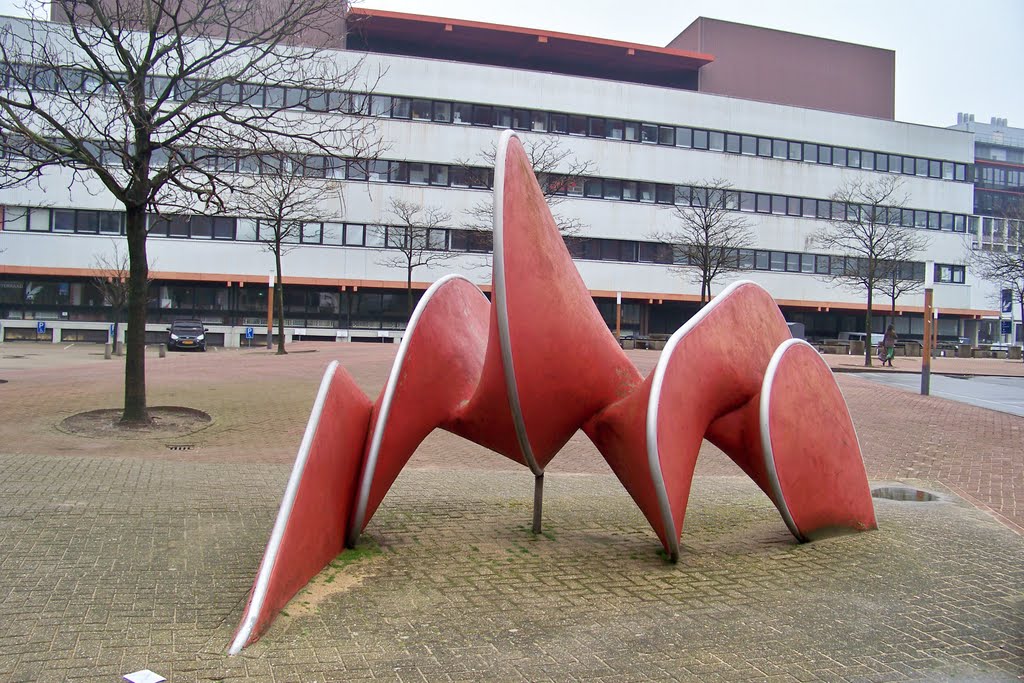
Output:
[921,288,933,396]
[245,326,254,348]
[1000,289,1013,344]
[266,273,274,350]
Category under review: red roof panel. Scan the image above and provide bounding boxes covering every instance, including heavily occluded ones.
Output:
[347,8,714,90]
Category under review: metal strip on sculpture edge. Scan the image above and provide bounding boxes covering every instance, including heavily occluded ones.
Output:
[758,337,870,542]
[758,338,806,542]
[646,280,759,562]
[492,128,543,477]
[229,361,341,655]
[348,274,480,546]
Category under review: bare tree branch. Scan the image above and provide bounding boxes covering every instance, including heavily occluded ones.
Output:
[648,178,753,305]
[0,1,380,420]
[227,145,343,354]
[375,197,460,315]
[459,134,595,251]
[972,206,1024,359]
[810,176,929,366]
[92,239,150,353]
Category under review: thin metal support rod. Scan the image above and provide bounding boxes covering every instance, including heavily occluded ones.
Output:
[532,473,544,535]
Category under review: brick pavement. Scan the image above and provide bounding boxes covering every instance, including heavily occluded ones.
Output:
[0,340,1022,681]
[0,456,1021,681]
[1,341,1020,530]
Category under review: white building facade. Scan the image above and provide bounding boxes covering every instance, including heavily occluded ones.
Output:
[0,10,995,347]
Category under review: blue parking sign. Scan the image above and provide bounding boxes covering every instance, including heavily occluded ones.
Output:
[245,327,254,339]
[36,321,46,334]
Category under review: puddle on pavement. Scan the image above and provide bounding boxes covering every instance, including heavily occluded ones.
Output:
[871,486,939,502]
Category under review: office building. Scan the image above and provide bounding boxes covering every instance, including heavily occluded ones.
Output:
[0,8,994,347]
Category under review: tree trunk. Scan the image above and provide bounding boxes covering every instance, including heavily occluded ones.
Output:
[121,205,149,423]
[406,265,413,316]
[275,248,286,355]
[864,287,874,367]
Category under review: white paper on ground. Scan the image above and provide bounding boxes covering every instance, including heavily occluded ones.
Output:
[123,670,166,683]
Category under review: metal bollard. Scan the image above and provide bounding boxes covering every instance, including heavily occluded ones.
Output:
[104,343,112,360]
[158,345,166,358]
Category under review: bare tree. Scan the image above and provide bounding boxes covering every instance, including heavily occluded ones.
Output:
[460,134,594,238]
[374,198,459,315]
[0,0,378,422]
[811,176,929,366]
[648,179,753,305]
[972,211,1024,360]
[92,239,149,354]
[229,150,340,354]
[875,258,925,329]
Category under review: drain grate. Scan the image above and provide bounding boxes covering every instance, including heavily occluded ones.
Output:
[166,444,195,451]
[871,486,938,502]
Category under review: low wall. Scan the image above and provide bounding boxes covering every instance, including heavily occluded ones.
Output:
[0,320,403,348]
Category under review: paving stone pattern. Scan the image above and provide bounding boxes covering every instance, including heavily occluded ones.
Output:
[0,342,1022,681]
[0,456,1021,682]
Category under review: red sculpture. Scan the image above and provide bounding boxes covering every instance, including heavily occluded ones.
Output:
[229,131,876,654]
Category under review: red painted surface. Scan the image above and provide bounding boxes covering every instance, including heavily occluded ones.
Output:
[348,7,714,66]
[235,131,876,652]
[358,278,515,529]
[235,366,371,649]
[765,342,877,539]
[500,138,643,467]
[347,8,710,89]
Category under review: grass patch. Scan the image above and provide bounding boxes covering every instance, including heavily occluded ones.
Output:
[328,536,381,569]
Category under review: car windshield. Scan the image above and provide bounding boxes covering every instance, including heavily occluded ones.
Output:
[172,324,203,333]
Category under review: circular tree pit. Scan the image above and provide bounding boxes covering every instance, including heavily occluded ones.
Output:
[59,406,212,439]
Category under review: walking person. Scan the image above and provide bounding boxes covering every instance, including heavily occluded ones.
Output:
[883,324,898,367]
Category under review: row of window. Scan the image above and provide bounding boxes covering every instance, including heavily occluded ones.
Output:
[975,164,1024,192]
[976,143,1024,166]
[973,215,1022,243]
[5,138,973,235]
[975,190,1024,218]
[2,191,971,248]
[0,129,970,235]
[1,61,971,183]
[0,278,414,326]
[1,206,966,285]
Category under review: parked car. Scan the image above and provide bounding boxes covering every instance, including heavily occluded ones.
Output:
[167,319,207,351]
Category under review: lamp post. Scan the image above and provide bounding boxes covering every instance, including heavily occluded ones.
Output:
[921,261,934,396]
[266,272,274,350]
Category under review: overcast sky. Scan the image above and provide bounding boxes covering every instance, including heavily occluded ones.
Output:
[1,0,1019,130]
